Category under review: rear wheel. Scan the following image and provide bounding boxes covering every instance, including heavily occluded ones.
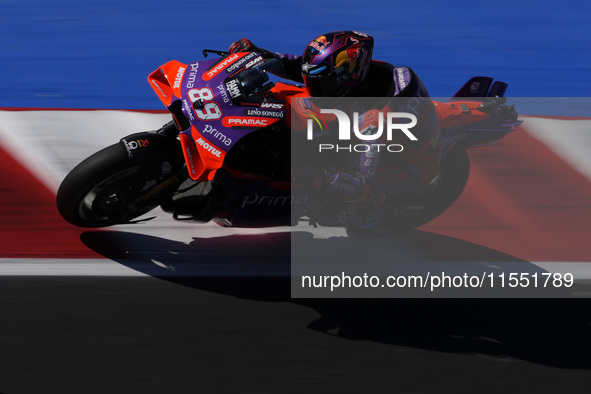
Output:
[348,148,470,235]
[57,143,180,227]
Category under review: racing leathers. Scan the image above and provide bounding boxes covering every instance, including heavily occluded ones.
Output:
[230,40,442,203]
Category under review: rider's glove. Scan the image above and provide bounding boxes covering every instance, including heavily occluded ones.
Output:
[358,109,383,138]
[228,38,256,53]
[228,38,275,59]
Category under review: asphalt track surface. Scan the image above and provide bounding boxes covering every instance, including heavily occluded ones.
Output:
[3,1,591,392]
[3,278,591,393]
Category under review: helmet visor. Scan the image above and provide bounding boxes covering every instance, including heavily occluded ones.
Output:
[303,73,344,97]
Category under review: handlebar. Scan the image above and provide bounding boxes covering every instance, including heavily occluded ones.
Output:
[202,49,230,58]
[234,58,285,102]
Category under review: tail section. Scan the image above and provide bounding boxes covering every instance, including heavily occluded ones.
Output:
[451,76,508,98]
[487,81,508,97]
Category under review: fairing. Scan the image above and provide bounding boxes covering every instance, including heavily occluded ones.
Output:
[148,53,289,181]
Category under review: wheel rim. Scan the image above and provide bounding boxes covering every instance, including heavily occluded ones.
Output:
[78,167,158,225]
[348,150,469,234]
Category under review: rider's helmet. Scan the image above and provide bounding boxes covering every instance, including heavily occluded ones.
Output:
[301,31,374,97]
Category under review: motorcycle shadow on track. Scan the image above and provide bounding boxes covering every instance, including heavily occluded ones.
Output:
[81,229,591,369]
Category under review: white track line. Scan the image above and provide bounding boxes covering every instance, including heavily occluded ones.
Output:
[2,259,591,279]
[0,258,289,277]
[0,259,147,276]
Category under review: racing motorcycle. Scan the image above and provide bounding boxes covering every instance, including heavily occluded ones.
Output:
[56,50,522,233]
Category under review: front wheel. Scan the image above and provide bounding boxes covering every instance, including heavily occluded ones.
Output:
[56,143,181,227]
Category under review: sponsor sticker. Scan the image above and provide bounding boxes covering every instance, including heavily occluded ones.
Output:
[203,53,242,81]
[222,116,280,128]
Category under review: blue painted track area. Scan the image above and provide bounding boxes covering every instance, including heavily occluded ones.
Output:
[1,0,590,110]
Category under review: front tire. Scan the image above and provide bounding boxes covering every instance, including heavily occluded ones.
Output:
[57,143,177,227]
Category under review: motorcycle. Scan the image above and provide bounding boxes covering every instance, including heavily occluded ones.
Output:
[56,50,522,233]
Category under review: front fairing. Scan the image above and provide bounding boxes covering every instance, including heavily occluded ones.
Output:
[148,53,289,181]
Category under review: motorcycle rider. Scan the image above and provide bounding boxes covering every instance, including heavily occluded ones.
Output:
[228,31,441,206]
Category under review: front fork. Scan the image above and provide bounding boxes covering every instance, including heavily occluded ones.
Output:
[118,121,187,211]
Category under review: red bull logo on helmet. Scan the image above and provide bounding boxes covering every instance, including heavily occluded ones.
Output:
[345,38,362,61]
[309,35,330,52]
[335,37,367,78]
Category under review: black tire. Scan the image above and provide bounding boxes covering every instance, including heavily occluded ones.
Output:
[57,143,174,227]
[347,148,471,235]
[407,148,470,228]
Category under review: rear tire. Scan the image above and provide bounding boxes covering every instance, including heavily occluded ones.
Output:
[348,148,470,235]
[57,143,175,227]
